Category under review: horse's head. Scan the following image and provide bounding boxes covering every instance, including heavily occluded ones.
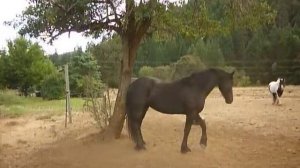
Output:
[218,71,234,104]
[278,78,285,88]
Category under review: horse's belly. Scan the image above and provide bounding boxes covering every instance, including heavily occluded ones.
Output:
[149,101,185,114]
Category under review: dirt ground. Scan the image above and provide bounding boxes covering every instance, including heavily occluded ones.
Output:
[0,86,300,168]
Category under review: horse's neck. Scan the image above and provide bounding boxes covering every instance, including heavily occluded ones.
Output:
[195,75,218,96]
[276,79,281,84]
[205,80,218,96]
[272,80,280,87]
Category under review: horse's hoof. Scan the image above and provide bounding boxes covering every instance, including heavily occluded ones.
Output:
[200,138,207,146]
[135,145,146,151]
[181,146,191,153]
[200,144,207,149]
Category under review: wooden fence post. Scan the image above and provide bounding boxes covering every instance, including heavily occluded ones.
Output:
[64,64,72,127]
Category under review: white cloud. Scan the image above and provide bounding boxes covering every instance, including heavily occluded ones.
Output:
[0,0,101,55]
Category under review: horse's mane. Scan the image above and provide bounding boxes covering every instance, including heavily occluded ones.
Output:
[180,68,226,84]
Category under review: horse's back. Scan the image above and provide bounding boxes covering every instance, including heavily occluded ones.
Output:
[126,77,157,109]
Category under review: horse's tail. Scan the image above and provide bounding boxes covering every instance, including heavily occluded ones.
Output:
[125,88,139,144]
[125,77,155,144]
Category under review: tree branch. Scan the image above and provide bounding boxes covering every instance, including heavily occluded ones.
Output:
[49,20,121,43]
[135,18,152,42]
[49,0,78,13]
[106,0,122,28]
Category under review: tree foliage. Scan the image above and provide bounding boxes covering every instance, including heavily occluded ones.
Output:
[0,37,56,96]
[40,73,65,100]
[48,48,103,97]
[189,38,225,67]
[69,50,102,97]
[87,37,122,88]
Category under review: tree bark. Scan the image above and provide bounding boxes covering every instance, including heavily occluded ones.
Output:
[103,35,138,139]
[103,0,151,139]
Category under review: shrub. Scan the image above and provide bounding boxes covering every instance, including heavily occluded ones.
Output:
[40,73,65,100]
[138,66,154,77]
[172,55,206,80]
[138,65,173,81]
[83,75,112,129]
[152,65,173,81]
[222,66,252,86]
[138,55,207,81]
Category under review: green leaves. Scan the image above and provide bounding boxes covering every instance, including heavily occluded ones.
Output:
[14,0,276,45]
[68,51,102,96]
[189,38,225,67]
[0,37,56,95]
[225,0,276,31]
[40,73,65,100]
[87,37,122,88]
[151,0,276,41]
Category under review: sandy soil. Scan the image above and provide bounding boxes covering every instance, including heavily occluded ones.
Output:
[0,86,300,168]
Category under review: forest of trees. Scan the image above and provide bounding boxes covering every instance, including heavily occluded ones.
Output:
[125,0,300,85]
[1,0,299,95]
[45,0,300,87]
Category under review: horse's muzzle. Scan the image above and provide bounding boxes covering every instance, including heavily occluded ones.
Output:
[225,98,233,104]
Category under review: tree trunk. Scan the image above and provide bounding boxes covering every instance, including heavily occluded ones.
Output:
[103,35,138,139]
[103,0,151,138]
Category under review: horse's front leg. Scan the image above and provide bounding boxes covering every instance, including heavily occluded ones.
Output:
[197,115,207,148]
[181,114,193,153]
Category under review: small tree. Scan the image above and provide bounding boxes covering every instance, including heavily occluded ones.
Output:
[40,73,65,100]
[69,51,101,96]
[0,51,7,89]
[87,37,122,88]
[1,37,56,96]
[83,75,112,130]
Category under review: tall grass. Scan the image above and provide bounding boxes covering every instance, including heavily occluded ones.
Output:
[0,90,84,118]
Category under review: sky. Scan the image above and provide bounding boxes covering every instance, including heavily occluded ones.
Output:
[0,0,101,55]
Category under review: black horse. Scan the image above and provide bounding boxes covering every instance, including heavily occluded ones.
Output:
[125,68,234,153]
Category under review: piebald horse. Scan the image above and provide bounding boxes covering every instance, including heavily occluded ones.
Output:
[268,78,285,105]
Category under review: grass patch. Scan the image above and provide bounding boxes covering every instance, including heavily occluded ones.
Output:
[0,90,85,118]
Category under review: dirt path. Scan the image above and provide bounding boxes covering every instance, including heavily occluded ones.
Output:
[1,86,300,168]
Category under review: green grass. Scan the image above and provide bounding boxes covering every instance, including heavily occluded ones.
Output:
[0,90,85,118]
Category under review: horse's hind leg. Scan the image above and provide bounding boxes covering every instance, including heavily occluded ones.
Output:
[272,93,277,105]
[137,106,149,146]
[132,105,149,150]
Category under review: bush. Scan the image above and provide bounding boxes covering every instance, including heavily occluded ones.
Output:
[83,75,112,129]
[138,66,154,77]
[40,73,65,100]
[138,65,173,81]
[222,66,252,86]
[152,65,173,81]
[138,55,207,81]
[172,55,206,80]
